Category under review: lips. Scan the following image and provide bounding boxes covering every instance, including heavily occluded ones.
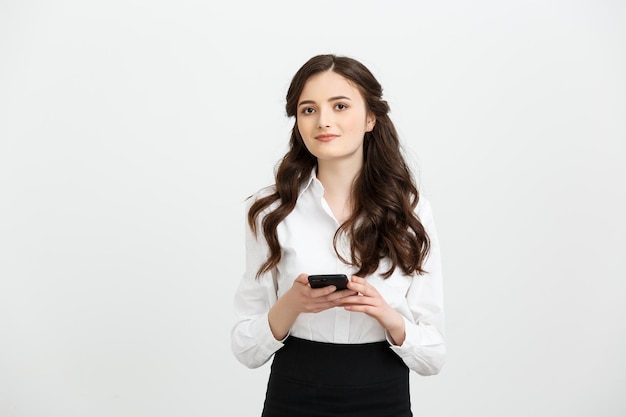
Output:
[314,134,338,142]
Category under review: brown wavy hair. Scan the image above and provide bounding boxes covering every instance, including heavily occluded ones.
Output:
[248,54,430,279]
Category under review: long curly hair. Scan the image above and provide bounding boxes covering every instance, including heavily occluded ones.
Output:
[248,54,430,279]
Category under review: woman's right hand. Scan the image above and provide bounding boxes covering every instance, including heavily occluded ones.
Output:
[286,274,357,313]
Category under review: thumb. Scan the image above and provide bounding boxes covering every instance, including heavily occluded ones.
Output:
[294,273,309,285]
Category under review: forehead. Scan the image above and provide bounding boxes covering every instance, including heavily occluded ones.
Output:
[299,71,364,101]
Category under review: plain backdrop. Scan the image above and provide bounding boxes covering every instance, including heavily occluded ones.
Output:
[1,1,625,416]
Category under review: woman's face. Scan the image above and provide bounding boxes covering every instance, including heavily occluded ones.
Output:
[296,71,375,167]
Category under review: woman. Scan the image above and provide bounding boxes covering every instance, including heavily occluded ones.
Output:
[231,54,445,417]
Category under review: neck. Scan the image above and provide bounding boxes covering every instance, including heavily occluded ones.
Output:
[316,159,362,223]
[316,159,361,197]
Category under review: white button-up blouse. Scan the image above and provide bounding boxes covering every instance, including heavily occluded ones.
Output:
[231,172,446,376]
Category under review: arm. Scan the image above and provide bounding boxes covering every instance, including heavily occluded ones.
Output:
[230,199,284,369]
[340,198,446,375]
[231,198,350,368]
[389,198,446,375]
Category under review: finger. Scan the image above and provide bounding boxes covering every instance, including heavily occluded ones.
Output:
[348,276,368,288]
[295,273,310,284]
[347,280,368,296]
[327,289,358,303]
[350,275,366,284]
[310,285,339,298]
[340,294,375,305]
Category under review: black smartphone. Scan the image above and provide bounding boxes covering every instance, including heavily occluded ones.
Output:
[308,274,349,290]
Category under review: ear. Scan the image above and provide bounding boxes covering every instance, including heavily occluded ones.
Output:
[366,114,376,132]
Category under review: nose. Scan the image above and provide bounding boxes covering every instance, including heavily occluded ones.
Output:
[317,107,332,128]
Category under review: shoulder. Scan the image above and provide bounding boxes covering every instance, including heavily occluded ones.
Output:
[246,184,275,203]
[245,184,279,216]
[416,194,433,216]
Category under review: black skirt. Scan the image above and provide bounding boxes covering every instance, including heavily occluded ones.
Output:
[261,336,412,417]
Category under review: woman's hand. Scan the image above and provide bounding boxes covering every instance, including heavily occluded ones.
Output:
[338,276,407,345]
[268,274,356,340]
[285,274,357,313]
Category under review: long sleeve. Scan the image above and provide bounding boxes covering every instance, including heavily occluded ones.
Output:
[388,198,446,375]
[230,198,284,369]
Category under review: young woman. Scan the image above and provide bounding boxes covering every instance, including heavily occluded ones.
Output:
[231,54,445,417]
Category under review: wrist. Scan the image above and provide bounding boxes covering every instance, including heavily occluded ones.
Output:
[385,312,406,346]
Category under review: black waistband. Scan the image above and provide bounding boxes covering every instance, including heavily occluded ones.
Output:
[271,336,408,387]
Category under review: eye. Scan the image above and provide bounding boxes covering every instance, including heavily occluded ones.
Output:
[301,107,315,115]
[335,103,348,110]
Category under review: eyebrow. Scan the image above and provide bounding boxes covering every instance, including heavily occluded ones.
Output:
[297,95,352,107]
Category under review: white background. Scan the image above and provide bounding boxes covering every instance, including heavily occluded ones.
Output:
[1,1,625,416]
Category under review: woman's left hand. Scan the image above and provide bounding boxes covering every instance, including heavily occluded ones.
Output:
[337,276,406,345]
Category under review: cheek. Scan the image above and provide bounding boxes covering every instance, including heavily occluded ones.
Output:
[296,117,309,135]
[296,121,314,149]
[346,119,366,134]
[344,112,366,130]
[297,117,319,142]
